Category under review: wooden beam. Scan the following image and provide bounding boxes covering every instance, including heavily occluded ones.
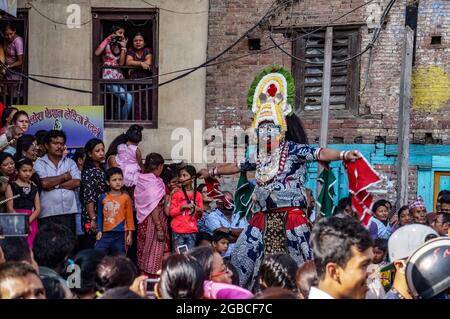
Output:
[319,27,333,148]
[396,26,414,209]
[316,27,333,213]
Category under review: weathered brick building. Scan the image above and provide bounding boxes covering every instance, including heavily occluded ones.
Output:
[205,0,450,210]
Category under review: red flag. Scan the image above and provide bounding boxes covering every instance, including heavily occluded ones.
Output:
[345,157,381,226]
[204,177,234,210]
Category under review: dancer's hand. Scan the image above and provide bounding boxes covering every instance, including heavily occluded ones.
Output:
[345,150,362,161]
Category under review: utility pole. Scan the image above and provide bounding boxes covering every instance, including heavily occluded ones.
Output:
[396,2,418,209]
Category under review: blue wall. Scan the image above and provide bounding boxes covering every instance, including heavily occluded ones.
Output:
[306,144,450,211]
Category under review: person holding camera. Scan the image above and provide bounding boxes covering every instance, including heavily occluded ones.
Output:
[95,25,132,121]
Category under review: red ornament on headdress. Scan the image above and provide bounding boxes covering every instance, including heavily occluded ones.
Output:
[267,84,277,97]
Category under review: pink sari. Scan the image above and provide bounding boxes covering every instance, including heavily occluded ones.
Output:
[135,173,168,275]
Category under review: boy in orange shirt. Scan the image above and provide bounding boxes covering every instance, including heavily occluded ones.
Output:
[95,167,135,256]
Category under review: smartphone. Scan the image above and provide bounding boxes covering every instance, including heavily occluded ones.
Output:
[0,213,29,237]
[177,245,189,254]
[146,278,160,298]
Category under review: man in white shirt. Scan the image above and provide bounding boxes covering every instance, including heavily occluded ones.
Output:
[309,215,374,299]
[34,130,80,235]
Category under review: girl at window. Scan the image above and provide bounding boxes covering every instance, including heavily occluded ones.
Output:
[95,25,132,120]
[126,33,152,121]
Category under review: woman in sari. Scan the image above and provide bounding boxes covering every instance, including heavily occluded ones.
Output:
[135,153,169,276]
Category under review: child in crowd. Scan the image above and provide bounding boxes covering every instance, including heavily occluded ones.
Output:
[196,232,212,247]
[366,239,390,298]
[211,231,230,257]
[5,158,40,247]
[196,183,214,233]
[105,125,144,191]
[73,149,85,238]
[169,165,203,251]
[95,167,135,256]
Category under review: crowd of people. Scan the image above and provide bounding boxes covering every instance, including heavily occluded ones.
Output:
[0,63,449,300]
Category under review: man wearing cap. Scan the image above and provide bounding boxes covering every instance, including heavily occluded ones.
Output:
[409,197,428,225]
[384,224,438,299]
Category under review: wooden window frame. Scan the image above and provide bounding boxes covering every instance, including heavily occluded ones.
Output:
[292,26,361,118]
[91,8,159,128]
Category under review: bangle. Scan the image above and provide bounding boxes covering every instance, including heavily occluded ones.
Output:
[209,167,216,178]
[340,151,345,160]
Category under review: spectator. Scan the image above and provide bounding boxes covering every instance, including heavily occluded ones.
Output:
[366,239,389,298]
[437,192,450,215]
[224,260,239,286]
[11,111,29,134]
[99,286,143,299]
[0,262,45,299]
[195,232,212,247]
[409,197,428,225]
[14,134,37,162]
[189,246,232,284]
[397,205,411,228]
[34,130,81,235]
[295,260,318,299]
[33,223,75,287]
[169,165,203,251]
[96,256,137,294]
[69,249,105,299]
[5,159,40,247]
[429,213,450,236]
[95,167,135,256]
[211,231,230,257]
[0,237,38,271]
[135,153,169,277]
[337,196,355,218]
[80,138,107,249]
[196,183,214,233]
[310,215,374,299]
[72,148,85,238]
[157,254,205,299]
[161,163,180,217]
[0,152,15,181]
[205,190,247,258]
[3,123,24,155]
[42,277,72,299]
[2,24,24,103]
[372,238,388,265]
[259,254,297,292]
[0,107,17,134]
[383,224,438,299]
[105,125,144,192]
[94,25,132,121]
[34,130,47,158]
[370,200,394,239]
[126,32,152,121]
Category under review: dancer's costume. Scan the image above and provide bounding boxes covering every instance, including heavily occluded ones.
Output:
[230,66,322,291]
